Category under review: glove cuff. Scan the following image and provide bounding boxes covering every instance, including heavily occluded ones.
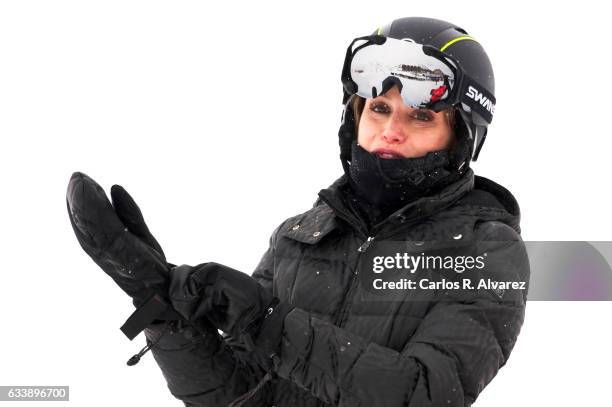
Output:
[144,318,222,352]
[250,298,294,366]
[121,293,170,340]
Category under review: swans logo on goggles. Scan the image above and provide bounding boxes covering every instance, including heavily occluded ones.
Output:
[466,86,495,114]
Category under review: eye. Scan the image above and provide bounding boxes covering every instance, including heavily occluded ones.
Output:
[411,110,433,122]
[370,102,390,114]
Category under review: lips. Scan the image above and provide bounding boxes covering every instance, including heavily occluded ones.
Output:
[371,148,404,159]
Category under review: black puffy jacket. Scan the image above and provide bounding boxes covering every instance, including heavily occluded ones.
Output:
[144,168,529,407]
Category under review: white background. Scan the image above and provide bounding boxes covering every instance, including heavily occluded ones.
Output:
[1,0,611,406]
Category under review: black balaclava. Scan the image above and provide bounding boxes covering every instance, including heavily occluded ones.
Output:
[343,113,472,227]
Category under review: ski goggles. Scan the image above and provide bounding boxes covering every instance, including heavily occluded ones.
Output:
[341,35,495,124]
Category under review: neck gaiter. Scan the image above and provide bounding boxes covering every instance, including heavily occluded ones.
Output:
[346,140,464,225]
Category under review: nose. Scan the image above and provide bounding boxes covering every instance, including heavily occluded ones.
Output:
[381,113,406,144]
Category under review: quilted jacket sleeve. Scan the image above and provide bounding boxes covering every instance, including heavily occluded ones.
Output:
[251,221,286,293]
[272,221,529,407]
[144,319,271,406]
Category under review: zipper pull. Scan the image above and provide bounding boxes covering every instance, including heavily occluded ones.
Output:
[127,342,152,366]
[126,321,171,366]
[357,236,375,252]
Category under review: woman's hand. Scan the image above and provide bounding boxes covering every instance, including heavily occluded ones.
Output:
[168,262,294,369]
[66,172,180,337]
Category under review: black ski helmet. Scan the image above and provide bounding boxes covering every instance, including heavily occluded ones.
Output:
[338,17,495,174]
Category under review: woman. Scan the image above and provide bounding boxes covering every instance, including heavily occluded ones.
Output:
[67,17,529,407]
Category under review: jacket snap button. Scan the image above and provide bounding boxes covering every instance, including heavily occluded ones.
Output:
[313,231,321,237]
[291,225,300,231]
[453,233,463,240]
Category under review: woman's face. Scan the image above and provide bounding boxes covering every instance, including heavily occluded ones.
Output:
[357,85,454,159]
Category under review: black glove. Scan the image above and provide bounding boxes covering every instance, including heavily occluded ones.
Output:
[168,262,294,369]
[66,172,181,338]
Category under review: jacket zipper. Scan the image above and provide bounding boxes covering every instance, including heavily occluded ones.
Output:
[311,236,377,407]
[314,235,376,407]
[357,236,375,252]
[334,216,421,329]
[333,234,377,329]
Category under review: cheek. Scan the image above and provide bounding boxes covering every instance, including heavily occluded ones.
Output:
[397,125,454,158]
[415,132,451,155]
[435,126,454,149]
[427,127,450,145]
[356,116,378,149]
[413,119,453,149]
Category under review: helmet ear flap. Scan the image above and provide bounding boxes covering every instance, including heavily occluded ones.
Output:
[339,97,358,174]
[449,109,473,171]
[472,128,487,161]
[455,107,490,163]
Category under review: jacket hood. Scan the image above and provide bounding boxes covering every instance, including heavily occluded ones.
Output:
[450,173,522,234]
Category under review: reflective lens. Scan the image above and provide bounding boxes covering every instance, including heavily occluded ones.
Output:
[350,37,456,109]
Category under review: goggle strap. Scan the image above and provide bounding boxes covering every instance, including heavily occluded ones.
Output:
[460,75,496,124]
[341,35,388,103]
[341,35,374,98]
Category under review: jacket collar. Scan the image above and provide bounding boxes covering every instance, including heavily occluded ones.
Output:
[316,169,476,236]
[281,203,339,244]
[284,168,522,244]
